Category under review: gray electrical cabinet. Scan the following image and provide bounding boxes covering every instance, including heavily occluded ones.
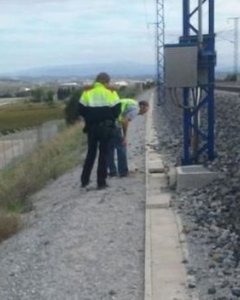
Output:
[165,45,198,88]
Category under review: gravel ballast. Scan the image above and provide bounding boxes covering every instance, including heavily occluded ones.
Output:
[155,90,240,300]
[0,106,147,300]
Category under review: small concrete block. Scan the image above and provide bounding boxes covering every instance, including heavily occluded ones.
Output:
[148,173,168,190]
[148,152,164,161]
[148,159,165,173]
[146,193,171,209]
[176,165,217,192]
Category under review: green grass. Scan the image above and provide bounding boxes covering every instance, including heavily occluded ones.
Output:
[0,102,64,134]
[0,211,21,242]
[0,123,86,241]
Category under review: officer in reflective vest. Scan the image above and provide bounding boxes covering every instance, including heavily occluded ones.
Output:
[107,99,149,177]
[79,72,121,189]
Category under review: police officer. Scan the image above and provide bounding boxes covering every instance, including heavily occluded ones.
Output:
[79,72,121,189]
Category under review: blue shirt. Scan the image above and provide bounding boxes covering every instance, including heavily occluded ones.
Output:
[122,105,139,121]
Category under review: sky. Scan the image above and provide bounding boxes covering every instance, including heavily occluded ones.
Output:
[0,0,239,74]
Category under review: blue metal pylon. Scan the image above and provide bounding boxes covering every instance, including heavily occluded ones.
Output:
[181,0,216,164]
[156,0,165,105]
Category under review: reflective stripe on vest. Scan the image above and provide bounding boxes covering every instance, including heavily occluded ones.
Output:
[80,82,119,107]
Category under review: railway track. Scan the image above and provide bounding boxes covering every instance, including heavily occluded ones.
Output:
[215,82,240,93]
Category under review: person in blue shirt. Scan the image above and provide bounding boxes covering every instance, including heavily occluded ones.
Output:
[107,99,149,177]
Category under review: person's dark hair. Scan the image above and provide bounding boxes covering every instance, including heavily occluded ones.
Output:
[139,100,149,107]
[95,72,111,84]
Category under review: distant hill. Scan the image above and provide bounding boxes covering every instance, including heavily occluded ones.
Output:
[5,62,155,79]
[2,62,232,82]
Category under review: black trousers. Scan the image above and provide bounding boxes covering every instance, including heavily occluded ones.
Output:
[81,123,112,187]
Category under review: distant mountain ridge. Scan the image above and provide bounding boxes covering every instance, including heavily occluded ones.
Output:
[8,62,155,78]
[0,62,232,81]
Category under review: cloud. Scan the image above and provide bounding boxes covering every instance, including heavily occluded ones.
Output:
[0,0,237,73]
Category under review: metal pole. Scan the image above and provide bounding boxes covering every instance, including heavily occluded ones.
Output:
[182,0,191,164]
[237,18,239,80]
[198,0,203,47]
[208,0,215,160]
[234,18,239,79]
[183,0,190,36]
[228,17,240,80]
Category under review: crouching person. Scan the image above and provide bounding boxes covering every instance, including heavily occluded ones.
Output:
[107,99,149,177]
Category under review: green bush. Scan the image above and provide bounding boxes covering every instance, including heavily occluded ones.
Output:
[117,86,138,98]
[64,88,83,125]
[0,211,21,242]
[0,123,85,214]
[224,73,237,82]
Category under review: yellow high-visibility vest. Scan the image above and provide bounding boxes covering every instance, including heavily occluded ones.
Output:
[118,98,138,123]
[80,82,119,107]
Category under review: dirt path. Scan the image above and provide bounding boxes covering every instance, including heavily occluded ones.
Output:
[0,98,148,300]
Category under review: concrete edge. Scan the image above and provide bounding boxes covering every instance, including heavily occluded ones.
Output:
[144,91,153,300]
[144,93,200,300]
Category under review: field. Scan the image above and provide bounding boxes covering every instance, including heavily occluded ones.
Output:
[0,102,64,134]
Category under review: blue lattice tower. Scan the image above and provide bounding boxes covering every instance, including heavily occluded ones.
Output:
[155,0,165,105]
[165,0,216,164]
[181,0,216,164]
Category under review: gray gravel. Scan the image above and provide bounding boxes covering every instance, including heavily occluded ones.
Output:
[0,111,147,300]
[154,90,240,300]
